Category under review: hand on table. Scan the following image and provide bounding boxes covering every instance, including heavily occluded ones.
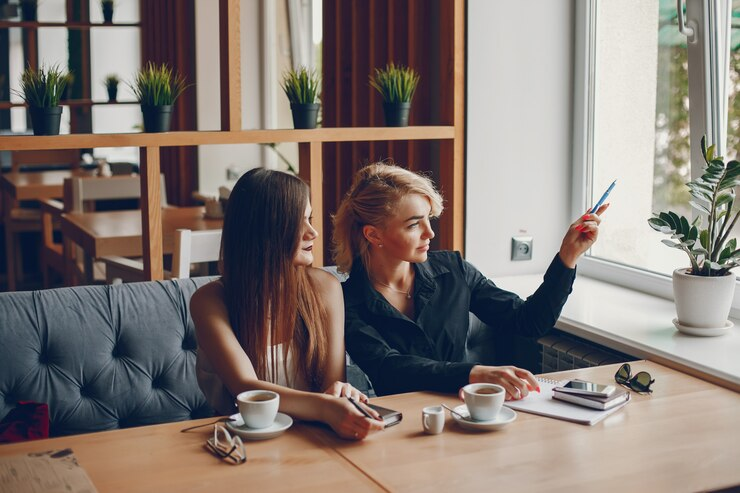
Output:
[322,396,385,440]
[468,365,539,401]
[323,381,368,403]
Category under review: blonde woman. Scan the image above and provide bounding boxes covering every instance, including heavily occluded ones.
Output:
[191,168,384,440]
[332,163,608,399]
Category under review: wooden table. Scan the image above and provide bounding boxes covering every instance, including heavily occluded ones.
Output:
[0,170,82,201]
[61,206,223,258]
[1,362,737,492]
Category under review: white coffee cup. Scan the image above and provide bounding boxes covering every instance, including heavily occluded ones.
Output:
[236,390,279,429]
[461,383,505,421]
[422,405,445,434]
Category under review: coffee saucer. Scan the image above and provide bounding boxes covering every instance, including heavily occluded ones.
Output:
[672,318,733,337]
[226,412,293,441]
[451,405,517,431]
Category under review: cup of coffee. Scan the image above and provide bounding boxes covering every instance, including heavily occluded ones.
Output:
[461,383,505,421]
[236,390,279,429]
[422,405,445,434]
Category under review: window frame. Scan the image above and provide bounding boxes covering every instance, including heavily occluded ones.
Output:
[572,0,740,317]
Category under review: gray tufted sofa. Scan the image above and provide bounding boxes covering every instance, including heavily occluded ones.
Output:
[0,273,523,438]
[0,278,215,437]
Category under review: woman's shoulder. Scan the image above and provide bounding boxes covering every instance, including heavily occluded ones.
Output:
[190,279,226,311]
[306,267,342,295]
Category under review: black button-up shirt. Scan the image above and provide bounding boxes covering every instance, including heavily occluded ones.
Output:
[343,251,576,395]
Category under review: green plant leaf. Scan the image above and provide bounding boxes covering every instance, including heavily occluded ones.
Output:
[647,216,669,231]
[661,239,682,249]
[689,201,710,214]
[700,229,709,249]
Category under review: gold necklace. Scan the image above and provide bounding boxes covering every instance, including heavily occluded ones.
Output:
[372,277,412,299]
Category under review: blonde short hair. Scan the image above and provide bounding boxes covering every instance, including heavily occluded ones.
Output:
[331,162,443,273]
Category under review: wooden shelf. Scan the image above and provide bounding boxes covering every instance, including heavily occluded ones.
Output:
[0,126,456,150]
[0,21,140,29]
[0,100,139,110]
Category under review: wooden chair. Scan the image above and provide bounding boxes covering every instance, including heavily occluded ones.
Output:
[2,150,80,291]
[104,228,222,283]
[40,174,168,287]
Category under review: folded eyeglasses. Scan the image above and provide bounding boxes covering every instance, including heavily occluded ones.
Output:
[614,363,654,394]
[205,424,247,465]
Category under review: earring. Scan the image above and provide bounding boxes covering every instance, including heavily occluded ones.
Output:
[378,244,383,248]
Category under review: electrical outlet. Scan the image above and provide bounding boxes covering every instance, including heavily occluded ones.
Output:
[511,236,533,261]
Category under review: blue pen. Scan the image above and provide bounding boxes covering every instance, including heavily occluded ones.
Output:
[589,180,616,213]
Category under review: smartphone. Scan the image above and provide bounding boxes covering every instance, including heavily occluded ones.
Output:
[555,379,615,398]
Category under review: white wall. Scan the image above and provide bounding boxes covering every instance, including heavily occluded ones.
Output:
[466,0,575,276]
[195,0,264,196]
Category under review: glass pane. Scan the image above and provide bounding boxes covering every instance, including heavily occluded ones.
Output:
[588,0,739,276]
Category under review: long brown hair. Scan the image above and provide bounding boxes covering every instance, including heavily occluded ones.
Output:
[332,162,444,273]
[221,168,328,390]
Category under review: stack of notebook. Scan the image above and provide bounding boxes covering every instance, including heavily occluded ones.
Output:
[552,385,630,410]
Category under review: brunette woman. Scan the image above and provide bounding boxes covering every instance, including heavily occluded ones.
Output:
[191,168,384,440]
[332,163,608,399]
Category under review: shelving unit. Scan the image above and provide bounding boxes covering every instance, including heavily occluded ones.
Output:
[0,0,466,283]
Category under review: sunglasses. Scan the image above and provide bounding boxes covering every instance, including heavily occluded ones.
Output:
[614,363,654,394]
[205,424,247,465]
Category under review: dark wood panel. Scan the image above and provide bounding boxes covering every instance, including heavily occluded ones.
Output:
[140,0,198,206]
[321,0,456,258]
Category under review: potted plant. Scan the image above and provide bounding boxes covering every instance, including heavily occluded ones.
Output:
[19,0,37,22]
[281,66,320,129]
[648,136,740,334]
[130,62,187,133]
[13,64,68,136]
[104,74,119,102]
[101,0,114,23]
[369,62,420,127]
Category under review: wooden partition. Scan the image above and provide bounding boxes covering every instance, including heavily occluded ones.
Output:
[0,0,465,285]
[321,0,466,255]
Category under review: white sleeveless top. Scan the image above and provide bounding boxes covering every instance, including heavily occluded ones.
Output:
[196,343,310,415]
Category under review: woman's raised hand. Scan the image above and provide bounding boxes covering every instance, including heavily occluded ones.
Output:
[558,203,610,269]
[322,396,385,440]
[323,381,368,403]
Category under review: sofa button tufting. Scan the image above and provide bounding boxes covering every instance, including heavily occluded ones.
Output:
[38,352,49,365]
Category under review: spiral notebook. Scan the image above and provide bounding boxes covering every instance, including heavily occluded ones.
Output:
[503,377,630,425]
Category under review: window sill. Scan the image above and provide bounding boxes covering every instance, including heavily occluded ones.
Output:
[494,273,740,392]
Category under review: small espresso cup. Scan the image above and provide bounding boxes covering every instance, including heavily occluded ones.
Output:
[462,383,505,421]
[237,390,279,429]
[422,405,445,434]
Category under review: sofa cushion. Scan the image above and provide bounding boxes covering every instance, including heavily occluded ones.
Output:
[0,278,215,436]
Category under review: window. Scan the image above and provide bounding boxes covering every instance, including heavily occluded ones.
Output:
[574,0,740,304]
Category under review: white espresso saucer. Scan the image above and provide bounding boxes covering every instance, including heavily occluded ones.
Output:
[226,412,293,441]
[672,318,733,337]
[451,405,517,431]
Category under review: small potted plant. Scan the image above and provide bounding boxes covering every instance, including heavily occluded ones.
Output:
[129,62,187,133]
[104,74,119,102]
[369,62,420,127]
[101,0,114,23]
[281,66,320,129]
[19,0,37,22]
[13,64,68,136]
[648,136,740,335]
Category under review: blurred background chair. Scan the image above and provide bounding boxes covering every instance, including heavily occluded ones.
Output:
[39,174,168,287]
[104,228,222,284]
[2,150,81,291]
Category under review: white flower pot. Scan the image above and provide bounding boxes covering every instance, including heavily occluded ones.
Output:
[672,268,736,328]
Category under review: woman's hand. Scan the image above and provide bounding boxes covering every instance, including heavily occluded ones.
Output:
[322,396,385,440]
[558,203,610,268]
[323,381,368,403]
[468,365,540,401]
